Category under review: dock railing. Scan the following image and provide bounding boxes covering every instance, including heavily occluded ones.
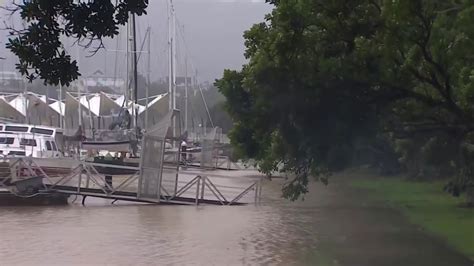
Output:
[161,175,263,205]
[5,157,262,206]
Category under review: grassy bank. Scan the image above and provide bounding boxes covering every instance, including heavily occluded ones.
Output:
[351,176,474,260]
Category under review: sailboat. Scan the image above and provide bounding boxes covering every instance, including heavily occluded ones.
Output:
[80,12,143,155]
[1,11,160,178]
[90,1,188,173]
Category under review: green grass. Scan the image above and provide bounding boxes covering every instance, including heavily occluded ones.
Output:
[351,176,474,260]
[306,249,339,266]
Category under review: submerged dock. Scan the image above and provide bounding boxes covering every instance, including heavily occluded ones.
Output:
[47,184,246,206]
[1,157,262,206]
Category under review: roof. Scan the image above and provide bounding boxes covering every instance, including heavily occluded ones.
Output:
[77,92,124,116]
[0,91,171,129]
[49,100,65,116]
[0,97,25,121]
[114,95,146,115]
[139,93,168,115]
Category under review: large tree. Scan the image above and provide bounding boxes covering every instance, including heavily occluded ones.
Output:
[216,0,474,200]
[5,0,148,86]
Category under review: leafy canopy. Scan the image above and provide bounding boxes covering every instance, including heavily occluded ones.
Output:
[216,0,474,200]
[6,0,148,86]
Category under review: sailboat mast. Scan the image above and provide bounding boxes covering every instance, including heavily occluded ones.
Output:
[131,13,139,128]
[146,27,151,130]
[125,17,130,112]
[76,46,82,128]
[59,84,63,129]
[21,20,28,124]
[167,0,174,112]
[172,5,177,111]
[184,49,188,132]
[22,78,28,123]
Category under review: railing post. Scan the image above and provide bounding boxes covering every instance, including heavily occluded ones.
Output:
[85,172,90,188]
[105,175,113,192]
[254,181,259,204]
[174,151,180,196]
[200,176,206,200]
[195,176,201,205]
[77,164,83,194]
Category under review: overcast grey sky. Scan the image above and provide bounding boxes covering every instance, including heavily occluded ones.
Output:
[0,0,273,83]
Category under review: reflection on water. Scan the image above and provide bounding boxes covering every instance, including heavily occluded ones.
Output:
[0,181,319,265]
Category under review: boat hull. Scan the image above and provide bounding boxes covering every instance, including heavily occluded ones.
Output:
[82,140,131,152]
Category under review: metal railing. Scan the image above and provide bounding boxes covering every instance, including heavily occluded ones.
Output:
[162,174,262,205]
[4,157,262,206]
[176,151,256,171]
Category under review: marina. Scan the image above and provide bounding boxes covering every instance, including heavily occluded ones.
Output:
[0,95,258,206]
[1,1,472,265]
[0,0,252,207]
[0,118,261,207]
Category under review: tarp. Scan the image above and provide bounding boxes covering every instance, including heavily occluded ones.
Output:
[49,100,65,116]
[8,95,28,116]
[27,94,61,127]
[139,93,169,128]
[0,91,171,133]
[78,92,123,117]
[99,92,122,116]
[114,94,145,117]
[64,92,96,133]
[0,96,25,122]
[80,94,101,116]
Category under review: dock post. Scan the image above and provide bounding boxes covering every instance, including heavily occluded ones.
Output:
[254,182,258,204]
[85,172,90,188]
[195,176,201,205]
[200,176,206,200]
[77,165,83,194]
[174,151,180,195]
[105,175,113,191]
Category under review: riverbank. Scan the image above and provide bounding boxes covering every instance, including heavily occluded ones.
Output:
[350,172,474,260]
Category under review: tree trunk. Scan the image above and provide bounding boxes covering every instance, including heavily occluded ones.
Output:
[466,185,474,207]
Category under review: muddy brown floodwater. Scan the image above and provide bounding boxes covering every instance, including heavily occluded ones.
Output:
[0,175,471,265]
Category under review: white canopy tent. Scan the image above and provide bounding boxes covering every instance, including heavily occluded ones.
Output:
[0,91,171,132]
[0,96,26,122]
[27,94,61,127]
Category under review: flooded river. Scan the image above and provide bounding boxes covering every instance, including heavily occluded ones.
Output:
[0,177,471,265]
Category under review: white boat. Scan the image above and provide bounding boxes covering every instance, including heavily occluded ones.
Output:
[0,123,63,157]
[0,123,79,176]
